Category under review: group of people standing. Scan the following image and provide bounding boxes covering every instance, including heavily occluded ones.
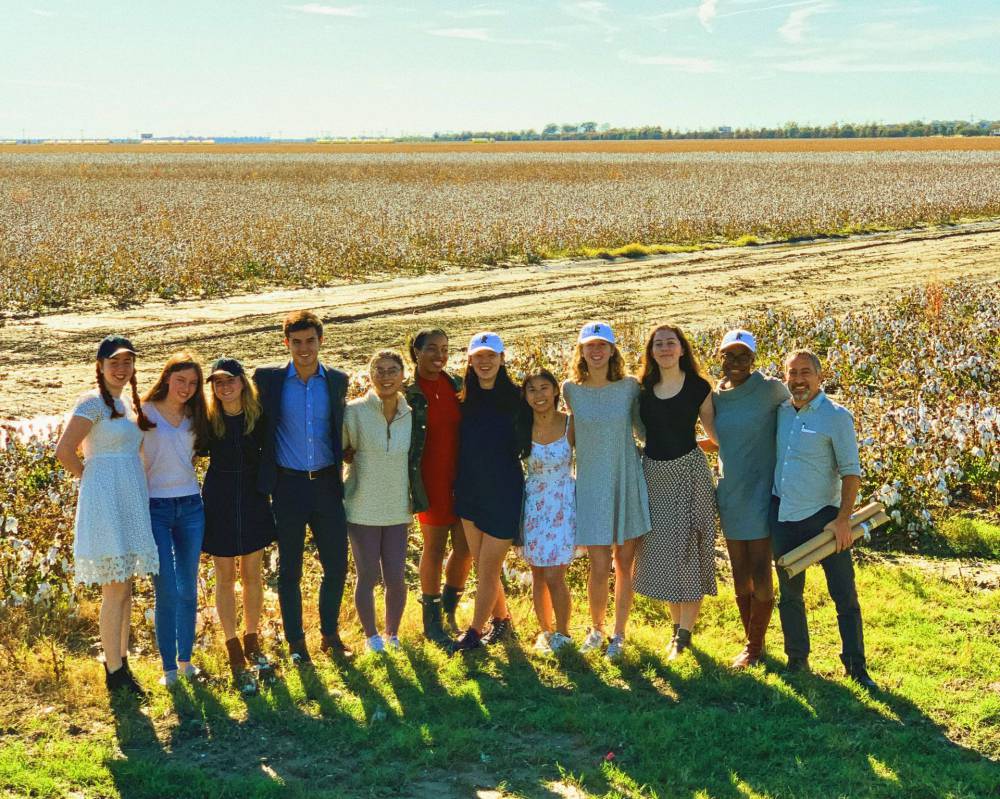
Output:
[55,308,877,702]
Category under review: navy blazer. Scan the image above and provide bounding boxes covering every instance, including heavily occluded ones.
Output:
[253,362,349,495]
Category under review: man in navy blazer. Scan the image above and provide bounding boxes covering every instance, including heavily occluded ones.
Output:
[254,310,351,663]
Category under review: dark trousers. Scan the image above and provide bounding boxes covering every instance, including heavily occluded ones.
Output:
[272,471,348,642]
[770,499,865,661]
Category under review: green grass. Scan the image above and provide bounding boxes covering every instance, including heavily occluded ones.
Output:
[1,559,998,798]
[935,517,1000,559]
[533,214,999,263]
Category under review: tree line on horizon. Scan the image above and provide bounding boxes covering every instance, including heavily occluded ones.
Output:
[424,119,1000,142]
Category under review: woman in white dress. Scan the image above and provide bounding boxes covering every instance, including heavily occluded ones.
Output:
[55,336,159,700]
[521,369,576,654]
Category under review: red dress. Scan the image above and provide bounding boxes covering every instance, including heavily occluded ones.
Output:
[417,375,461,527]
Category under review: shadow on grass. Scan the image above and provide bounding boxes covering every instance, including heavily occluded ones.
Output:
[555,640,1000,799]
[97,633,999,799]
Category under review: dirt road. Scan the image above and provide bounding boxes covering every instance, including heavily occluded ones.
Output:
[3,220,999,419]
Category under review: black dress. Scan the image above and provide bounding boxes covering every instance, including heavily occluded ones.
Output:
[201,412,277,557]
[453,390,525,541]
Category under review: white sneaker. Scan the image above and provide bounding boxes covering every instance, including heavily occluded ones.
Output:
[365,634,385,654]
[178,663,204,681]
[533,631,552,652]
[580,629,605,653]
[605,634,625,660]
[549,632,573,652]
[385,635,401,650]
[159,669,179,686]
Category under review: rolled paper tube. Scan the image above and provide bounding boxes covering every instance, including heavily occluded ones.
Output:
[776,502,885,567]
[781,511,891,578]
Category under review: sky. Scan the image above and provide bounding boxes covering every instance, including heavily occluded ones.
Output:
[2,0,999,138]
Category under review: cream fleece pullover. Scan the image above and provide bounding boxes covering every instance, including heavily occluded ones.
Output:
[342,390,413,526]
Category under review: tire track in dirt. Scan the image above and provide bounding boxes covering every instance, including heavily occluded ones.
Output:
[3,221,999,419]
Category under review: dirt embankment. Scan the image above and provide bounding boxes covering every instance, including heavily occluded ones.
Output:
[2,221,999,420]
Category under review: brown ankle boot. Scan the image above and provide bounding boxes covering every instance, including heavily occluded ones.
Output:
[243,632,263,664]
[735,594,752,637]
[225,637,247,676]
[732,597,774,669]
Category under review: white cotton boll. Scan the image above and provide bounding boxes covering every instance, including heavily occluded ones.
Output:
[144,608,155,624]
[891,510,902,525]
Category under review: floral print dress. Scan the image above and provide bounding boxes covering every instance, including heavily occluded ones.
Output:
[521,419,576,567]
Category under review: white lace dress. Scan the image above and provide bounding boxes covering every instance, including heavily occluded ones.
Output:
[521,421,576,567]
[71,391,159,585]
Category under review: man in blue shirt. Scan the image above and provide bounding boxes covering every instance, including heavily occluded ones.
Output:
[771,349,876,691]
[255,310,351,664]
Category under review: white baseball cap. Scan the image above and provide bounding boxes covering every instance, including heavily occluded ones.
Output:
[578,322,616,345]
[719,329,757,353]
[468,331,504,355]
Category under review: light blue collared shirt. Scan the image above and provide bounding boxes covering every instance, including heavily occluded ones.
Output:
[276,362,334,471]
[773,390,861,523]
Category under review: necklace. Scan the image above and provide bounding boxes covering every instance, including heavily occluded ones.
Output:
[422,374,441,399]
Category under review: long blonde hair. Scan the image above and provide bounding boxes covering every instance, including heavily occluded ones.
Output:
[568,342,626,384]
[205,374,263,438]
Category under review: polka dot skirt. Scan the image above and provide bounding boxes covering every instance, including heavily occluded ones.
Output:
[634,447,719,602]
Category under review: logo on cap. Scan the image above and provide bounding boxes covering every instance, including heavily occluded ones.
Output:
[579,322,615,345]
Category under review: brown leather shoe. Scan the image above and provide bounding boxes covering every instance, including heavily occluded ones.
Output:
[320,632,354,658]
[732,597,774,670]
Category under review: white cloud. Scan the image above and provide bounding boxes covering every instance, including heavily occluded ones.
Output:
[698,0,718,30]
[426,27,491,41]
[562,1,618,37]
[773,56,997,73]
[425,27,563,48]
[719,1,822,18]
[286,4,365,17]
[778,2,832,43]
[444,6,506,18]
[619,51,723,73]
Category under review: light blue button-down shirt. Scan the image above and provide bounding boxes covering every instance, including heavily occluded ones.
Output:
[773,390,861,523]
[276,362,334,471]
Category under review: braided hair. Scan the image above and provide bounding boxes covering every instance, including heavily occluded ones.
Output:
[95,361,154,430]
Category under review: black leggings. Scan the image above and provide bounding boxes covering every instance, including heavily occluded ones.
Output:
[726,537,774,601]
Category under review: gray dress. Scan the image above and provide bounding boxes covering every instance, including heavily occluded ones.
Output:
[564,377,651,546]
[713,371,791,541]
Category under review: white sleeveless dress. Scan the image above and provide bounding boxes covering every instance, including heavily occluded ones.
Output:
[521,420,576,567]
[70,391,159,585]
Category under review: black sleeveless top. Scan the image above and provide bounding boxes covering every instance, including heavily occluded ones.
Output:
[639,374,711,461]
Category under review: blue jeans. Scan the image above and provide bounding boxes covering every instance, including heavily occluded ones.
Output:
[150,494,205,672]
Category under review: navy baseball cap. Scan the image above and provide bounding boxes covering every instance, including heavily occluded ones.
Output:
[206,357,245,381]
[96,335,136,360]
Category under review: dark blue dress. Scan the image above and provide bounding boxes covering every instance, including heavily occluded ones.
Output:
[454,390,524,540]
[201,412,277,557]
